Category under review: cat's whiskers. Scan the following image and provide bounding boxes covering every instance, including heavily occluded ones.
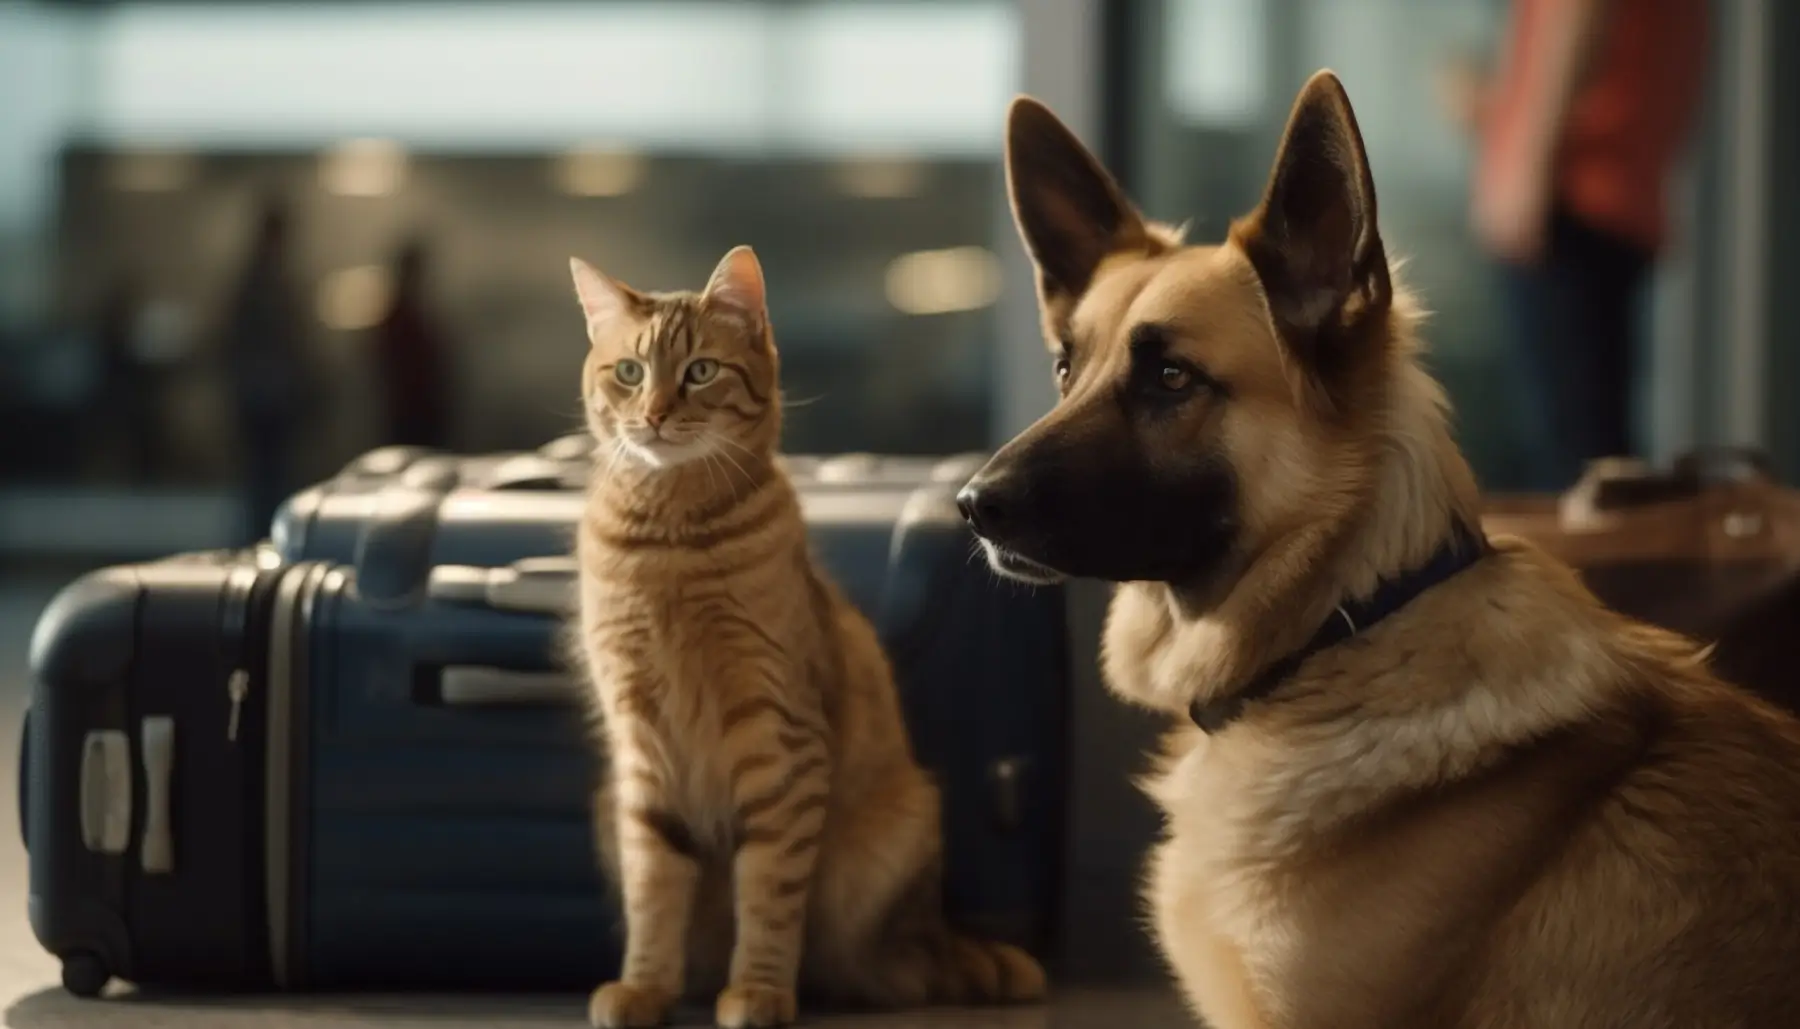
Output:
[699,447,721,497]
[595,434,631,493]
[697,442,740,499]
[706,430,757,458]
[705,432,755,489]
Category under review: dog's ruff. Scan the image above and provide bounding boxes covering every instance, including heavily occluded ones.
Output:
[1187,519,1489,734]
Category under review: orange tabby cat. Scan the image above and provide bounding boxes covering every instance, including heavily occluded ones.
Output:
[568,246,1047,1029]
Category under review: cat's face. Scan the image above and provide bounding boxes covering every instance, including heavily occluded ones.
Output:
[570,246,780,470]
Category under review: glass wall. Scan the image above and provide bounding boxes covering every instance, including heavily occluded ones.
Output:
[1116,0,1563,491]
[0,0,1018,553]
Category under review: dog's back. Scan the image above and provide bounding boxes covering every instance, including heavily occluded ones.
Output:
[1473,630,1800,1028]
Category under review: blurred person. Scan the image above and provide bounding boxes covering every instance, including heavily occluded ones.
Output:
[94,273,158,482]
[1443,0,1709,489]
[222,194,311,542]
[371,235,451,449]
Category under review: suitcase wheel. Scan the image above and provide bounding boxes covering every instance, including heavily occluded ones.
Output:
[60,951,110,998]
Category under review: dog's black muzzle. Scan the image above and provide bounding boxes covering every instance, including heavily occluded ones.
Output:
[959,426,1239,585]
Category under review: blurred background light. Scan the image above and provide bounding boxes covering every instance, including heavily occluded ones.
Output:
[551,147,648,198]
[317,265,394,331]
[319,139,409,198]
[831,157,928,200]
[884,246,1002,316]
[1162,0,1267,129]
[104,150,197,193]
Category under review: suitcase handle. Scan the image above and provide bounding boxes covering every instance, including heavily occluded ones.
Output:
[1670,446,1773,485]
[16,708,27,850]
[355,488,442,607]
[139,717,175,874]
[430,666,579,707]
[485,454,584,492]
[1564,449,1778,523]
[77,730,130,856]
[428,558,577,615]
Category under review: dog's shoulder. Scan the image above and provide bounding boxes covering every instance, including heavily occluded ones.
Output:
[1472,655,1800,1025]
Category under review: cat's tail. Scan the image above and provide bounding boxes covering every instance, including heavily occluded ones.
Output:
[931,931,1048,1005]
[852,928,1047,1007]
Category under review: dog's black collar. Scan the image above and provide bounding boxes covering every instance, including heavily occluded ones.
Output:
[1188,520,1491,735]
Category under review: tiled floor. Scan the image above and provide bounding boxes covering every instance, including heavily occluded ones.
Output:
[0,570,1193,1028]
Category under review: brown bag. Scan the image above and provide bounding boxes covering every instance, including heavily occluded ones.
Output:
[1482,449,1800,716]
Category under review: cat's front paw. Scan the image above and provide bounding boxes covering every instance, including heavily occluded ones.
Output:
[589,980,677,1028]
[714,982,797,1028]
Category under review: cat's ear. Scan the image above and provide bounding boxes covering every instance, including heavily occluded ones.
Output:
[702,245,766,328]
[569,256,641,342]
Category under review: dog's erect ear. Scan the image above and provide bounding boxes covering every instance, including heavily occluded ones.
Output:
[1234,70,1391,371]
[1006,96,1154,302]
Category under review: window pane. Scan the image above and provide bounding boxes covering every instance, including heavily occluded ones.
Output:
[2,0,1019,539]
[1120,0,1537,489]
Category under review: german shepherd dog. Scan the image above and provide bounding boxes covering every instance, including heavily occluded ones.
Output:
[959,70,1800,1029]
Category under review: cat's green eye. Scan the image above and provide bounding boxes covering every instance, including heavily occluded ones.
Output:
[614,359,645,387]
[685,359,720,386]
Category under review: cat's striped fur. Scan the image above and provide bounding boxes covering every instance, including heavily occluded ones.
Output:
[567,247,1047,1028]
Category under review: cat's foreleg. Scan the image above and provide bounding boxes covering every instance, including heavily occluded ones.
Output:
[715,706,832,1028]
[589,748,700,1028]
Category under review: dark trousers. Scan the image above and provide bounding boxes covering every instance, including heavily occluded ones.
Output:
[240,419,291,545]
[1496,208,1652,491]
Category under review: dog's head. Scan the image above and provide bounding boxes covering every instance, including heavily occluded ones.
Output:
[959,70,1397,594]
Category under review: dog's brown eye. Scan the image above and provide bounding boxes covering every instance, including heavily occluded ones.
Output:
[1054,357,1071,383]
[1159,363,1192,391]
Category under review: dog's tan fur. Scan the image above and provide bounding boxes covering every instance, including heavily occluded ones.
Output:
[991,72,1800,1028]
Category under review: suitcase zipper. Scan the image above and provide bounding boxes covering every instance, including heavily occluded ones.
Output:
[226,668,248,743]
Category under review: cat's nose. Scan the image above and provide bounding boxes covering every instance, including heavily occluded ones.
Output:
[644,410,667,429]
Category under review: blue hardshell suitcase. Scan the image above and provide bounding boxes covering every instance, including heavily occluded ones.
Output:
[271,434,989,571]
[22,449,1068,995]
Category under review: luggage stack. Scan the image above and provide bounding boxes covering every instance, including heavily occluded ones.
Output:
[27,436,1800,1000]
[1482,448,1800,718]
[21,437,1071,997]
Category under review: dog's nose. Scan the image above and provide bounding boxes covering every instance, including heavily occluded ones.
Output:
[955,481,1007,536]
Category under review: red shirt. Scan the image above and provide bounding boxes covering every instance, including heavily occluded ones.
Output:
[1481,0,1709,253]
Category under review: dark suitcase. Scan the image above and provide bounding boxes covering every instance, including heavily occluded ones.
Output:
[24,468,1068,996]
[307,435,984,497]
[271,436,988,572]
[1483,448,1800,717]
